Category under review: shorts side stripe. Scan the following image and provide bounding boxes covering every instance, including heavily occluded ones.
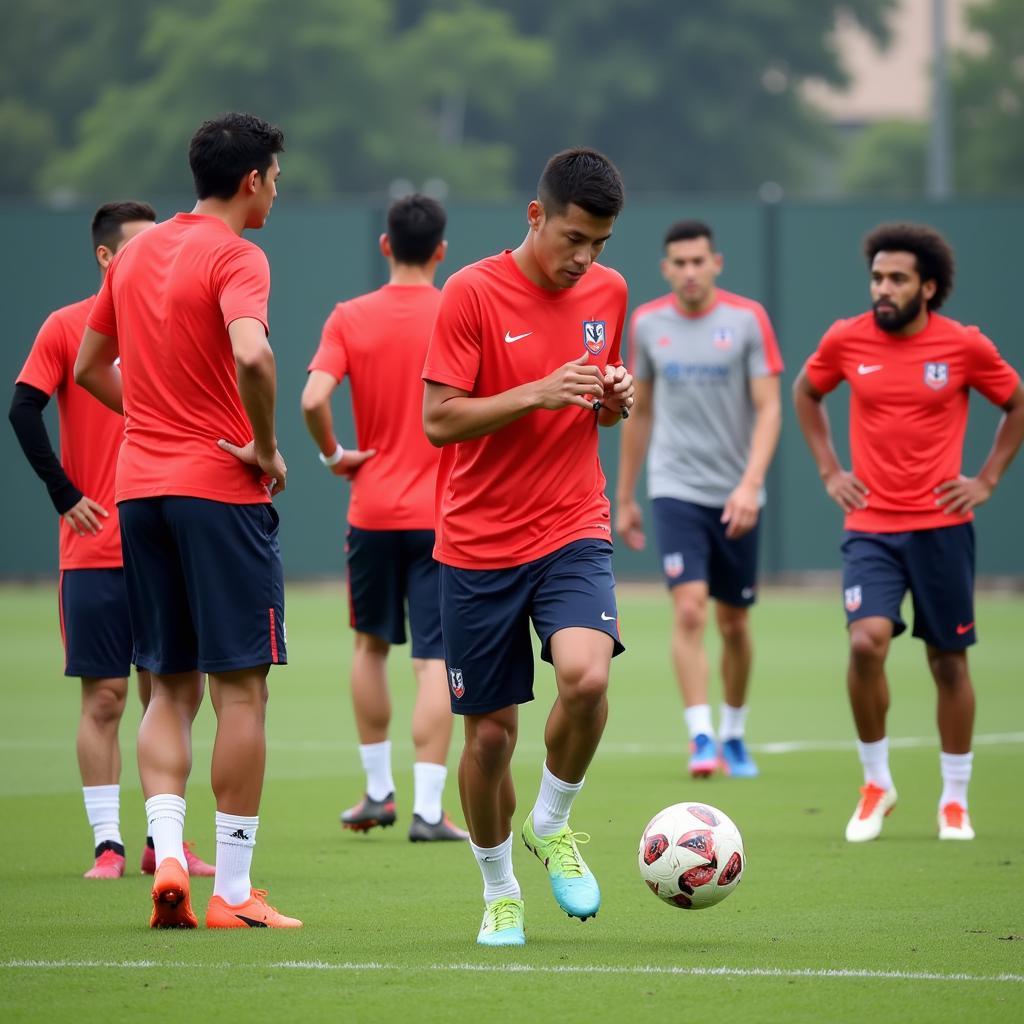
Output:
[269,607,279,664]
[58,571,68,670]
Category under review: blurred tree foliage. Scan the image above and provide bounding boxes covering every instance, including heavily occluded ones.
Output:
[2,0,914,199]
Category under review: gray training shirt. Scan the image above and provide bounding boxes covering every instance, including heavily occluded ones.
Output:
[630,289,783,508]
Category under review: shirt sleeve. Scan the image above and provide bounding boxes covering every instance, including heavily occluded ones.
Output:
[422,272,482,392]
[964,329,1020,406]
[216,242,271,334]
[628,310,654,382]
[16,311,69,395]
[803,320,846,395]
[86,269,118,338]
[308,306,349,382]
[745,301,784,378]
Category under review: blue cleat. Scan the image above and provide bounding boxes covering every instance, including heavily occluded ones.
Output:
[477,897,525,946]
[522,816,600,921]
[688,733,718,778]
[720,737,759,778]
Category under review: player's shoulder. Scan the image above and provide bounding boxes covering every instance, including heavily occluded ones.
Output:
[41,295,95,336]
[630,293,676,326]
[443,252,506,291]
[821,311,874,343]
[716,288,767,317]
[928,312,986,343]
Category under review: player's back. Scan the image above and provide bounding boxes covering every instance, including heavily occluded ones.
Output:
[322,284,441,530]
[94,213,271,504]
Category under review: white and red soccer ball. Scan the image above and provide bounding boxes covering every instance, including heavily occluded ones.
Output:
[638,802,744,909]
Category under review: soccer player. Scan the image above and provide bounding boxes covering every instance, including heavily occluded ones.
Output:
[423,148,633,946]
[9,201,214,881]
[793,222,1024,843]
[301,194,468,843]
[75,113,300,928]
[615,220,783,779]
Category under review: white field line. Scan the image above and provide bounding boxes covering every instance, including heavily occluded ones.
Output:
[1,959,1022,984]
[1,732,1022,756]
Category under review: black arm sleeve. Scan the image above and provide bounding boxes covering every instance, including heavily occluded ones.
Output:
[8,382,82,515]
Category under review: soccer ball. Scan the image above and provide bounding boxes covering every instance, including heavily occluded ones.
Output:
[637,802,744,909]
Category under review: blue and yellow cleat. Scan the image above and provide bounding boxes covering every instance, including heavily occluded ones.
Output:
[477,897,525,946]
[720,737,759,778]
[688,733,719,778]
[522,816,600,921]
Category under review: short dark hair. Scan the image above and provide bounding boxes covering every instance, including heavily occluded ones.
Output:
[91,200,156,253]
[387,194,447,265]
[537,147,624,219]
[188,112,285,201]
[664,220,714,249]
[863,222,955,310]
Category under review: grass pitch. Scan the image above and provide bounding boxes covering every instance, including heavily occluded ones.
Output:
[1,583,1022,1023]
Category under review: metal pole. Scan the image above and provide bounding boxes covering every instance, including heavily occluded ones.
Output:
[927,0,953,198]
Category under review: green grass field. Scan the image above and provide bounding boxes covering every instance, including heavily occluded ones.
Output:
[1,583,1022,1023]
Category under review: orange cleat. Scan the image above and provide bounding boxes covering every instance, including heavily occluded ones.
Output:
[141,840,215,877]
[84,846,126,879]
[206,888,302,929]
[149,857,197,929]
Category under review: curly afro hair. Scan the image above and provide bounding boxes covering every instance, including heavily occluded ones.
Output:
[863,222,955,311]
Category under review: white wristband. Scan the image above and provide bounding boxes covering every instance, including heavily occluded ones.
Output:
[318,443,345,467]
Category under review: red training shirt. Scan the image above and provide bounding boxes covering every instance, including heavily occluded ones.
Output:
[309,285,442,531]
[87,213,272,505]
[804,311,1020,532]
[17,296,123,570]
[423,250,628,569]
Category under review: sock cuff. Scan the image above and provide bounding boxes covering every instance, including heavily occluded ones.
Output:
[145,793,186,822]
[856,737,889,758]
[359,740,392,756]
[413,761,448,778]
[216,811,259,847]
[541,762,584,793]
[83,784,120,800]
[470,833,513,860]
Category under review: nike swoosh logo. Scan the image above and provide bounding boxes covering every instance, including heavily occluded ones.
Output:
[504,331,532,344]
[234,915,268,928]
[601,612,616,621]
[956,622,974,635]
[857,364,883,375]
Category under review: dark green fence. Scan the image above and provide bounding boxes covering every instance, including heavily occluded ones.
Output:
[3,198,1022,579]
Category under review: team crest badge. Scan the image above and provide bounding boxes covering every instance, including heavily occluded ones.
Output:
[712,327,733,350]
[663,552,685,579]
[844,585,862,612]
[448,667,465,699]
[583,320,607,355]
[924,362,949,390]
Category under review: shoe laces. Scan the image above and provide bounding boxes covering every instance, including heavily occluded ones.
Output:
[487,899,522,932]
[546,829,591,878]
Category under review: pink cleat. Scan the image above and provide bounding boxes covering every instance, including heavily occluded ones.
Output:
[141,839,215,876]
[84,844,126,879]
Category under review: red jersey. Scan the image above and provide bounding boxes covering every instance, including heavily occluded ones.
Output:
[17,296,123,570]
[804,311,1020,532]
[87,213,272,505]
[309,285,442,530]
[423,250,628,569]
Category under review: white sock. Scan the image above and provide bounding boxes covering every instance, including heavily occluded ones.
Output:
[530,763,583,838]
[939,751,973,809]
[214,811,259,906]
[684,703,714,740]
[857,738,894,790]
[413,762,447,824]
[83,784,122,849]
[359,741,395,801]
[471,834,520,902]
[719,704,749,741]
[145,794,186,870]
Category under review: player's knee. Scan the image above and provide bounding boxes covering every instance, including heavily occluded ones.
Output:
[559,663,609,713]
[848,623,888,665]
[468,716,515,771]
[717,609,749,645]
[927,649,968,690]
[675,599,707,636]
[83,681,127,728]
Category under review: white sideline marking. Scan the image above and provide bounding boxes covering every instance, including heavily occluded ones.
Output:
[2,960,1022,984]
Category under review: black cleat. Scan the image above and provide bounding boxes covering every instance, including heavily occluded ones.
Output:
[408,812,470,842]
[340,792,397,833]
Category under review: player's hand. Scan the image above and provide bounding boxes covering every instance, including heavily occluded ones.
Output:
[823,469,869,513]
[935,475,992,515]
[721,481,760,539]
[602,365,635,417]
[331,448,377,480]
[615,498,646,550]
[63,495,109,536]
[534,353,605,411]
[218,438,288,496]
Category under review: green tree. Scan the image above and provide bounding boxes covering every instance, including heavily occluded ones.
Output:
[41,0,549,199]
[839,120,928,197]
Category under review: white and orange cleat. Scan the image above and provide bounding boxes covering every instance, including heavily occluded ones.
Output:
[206,888,302,929]
[845,783,898,842]
[938,802,975,840]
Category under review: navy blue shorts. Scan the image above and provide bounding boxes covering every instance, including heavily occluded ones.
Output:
[59,568,134,678]
[651,497,760,606]
[439,539,624,716]
[841,524,976,650]
[118,497,286,675]
[346,526,442,659]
